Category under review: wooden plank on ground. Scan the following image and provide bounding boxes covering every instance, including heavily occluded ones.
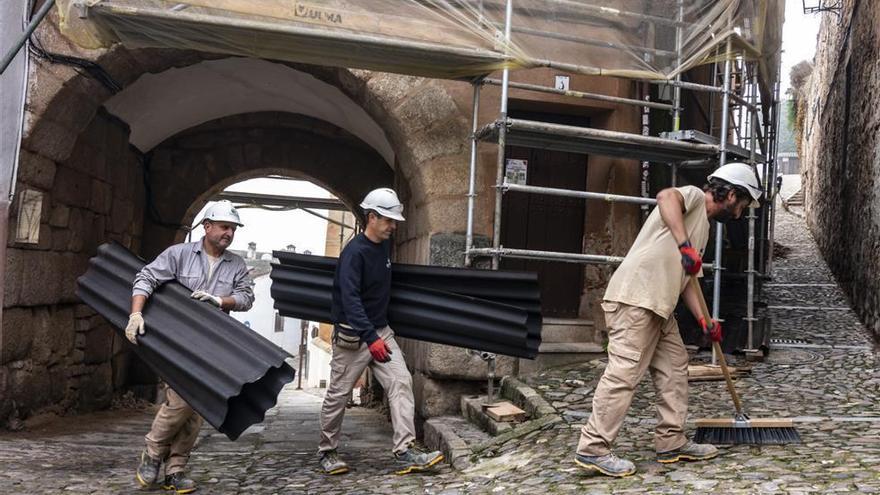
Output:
[483,401,527,422]
[688,364,751,382]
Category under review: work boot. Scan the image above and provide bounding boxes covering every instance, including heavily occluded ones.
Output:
[319,450,350,475]
[393,445,444,475]
[135,449,162,487]
[162,472,197,494]
[657,441,719,463]
[574,452,637,477]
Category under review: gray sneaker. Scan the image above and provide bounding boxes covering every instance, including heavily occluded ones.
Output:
[135,449,162,487]
[393,445,444,475]
[657,441,718,463]
[161,472,196,494]
[319,450,350,475]
[574,452,637,477]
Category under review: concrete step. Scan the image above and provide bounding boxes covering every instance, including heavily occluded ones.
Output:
[541,318,596,343]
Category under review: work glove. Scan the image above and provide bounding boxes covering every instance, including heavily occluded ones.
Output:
[191,290,222,308]
[698,317,723,343]
[125,312,144,345]
[368,339,393,363]
[679,240,703,275]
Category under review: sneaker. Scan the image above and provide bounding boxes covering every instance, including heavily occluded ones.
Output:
[657,441,719,463]
[393,445,444,475]
[574,452,637,477]
[162,472,197,494]
[319,450,350,475]
[135,449,162,487]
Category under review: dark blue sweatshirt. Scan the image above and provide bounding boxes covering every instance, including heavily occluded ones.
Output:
[331,233,391,345]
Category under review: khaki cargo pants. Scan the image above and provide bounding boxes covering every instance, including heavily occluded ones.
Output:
[577,301,689,456]
[145,385,203,474]
[319,326,416,455]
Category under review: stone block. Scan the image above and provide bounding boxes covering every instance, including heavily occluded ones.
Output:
[110,197,134,234]
[418,342,516,381]
[89,179,112,214]
[53,167,92,209]
[412,373,482,419]
[16,150,57,190]
[10,361,53,415]
[82,324,113,364]
[1,307,34,364]
[393,83,459,135]
[51,227,71,252]
[21,116,80,163]
[31,306,75,365]
[48,204,70,227]
[67,208,85,252]
[428,232,489,268]
[74,304,96,319]
[3,249,23,308]
[74,362,112,411]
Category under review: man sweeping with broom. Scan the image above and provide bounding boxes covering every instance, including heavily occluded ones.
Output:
[573,162,762,477]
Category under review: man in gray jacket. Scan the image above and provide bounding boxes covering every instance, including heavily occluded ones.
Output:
[125,200,254,493]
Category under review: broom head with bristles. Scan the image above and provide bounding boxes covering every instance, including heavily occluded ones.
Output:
[694,417,801,445]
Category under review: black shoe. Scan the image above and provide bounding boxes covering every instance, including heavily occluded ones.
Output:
[393,445,444,475]
[135,449,162,487]
[162,472,197,494]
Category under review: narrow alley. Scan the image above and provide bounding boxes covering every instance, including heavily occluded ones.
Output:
[1,204,876,494]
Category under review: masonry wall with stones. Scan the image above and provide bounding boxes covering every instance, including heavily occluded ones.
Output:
[1,104,144,425]
[801,0,880,340]
[1,6,657,426]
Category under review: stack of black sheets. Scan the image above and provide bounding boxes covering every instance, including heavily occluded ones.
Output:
[76,243,296,441]
[270,251,541,359]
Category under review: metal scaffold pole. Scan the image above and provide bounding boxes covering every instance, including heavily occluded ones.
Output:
[491,0,514,270]
[465,81,481,267]
[745,63,759,354]
[712,39,734,365]
[671,0,684,187]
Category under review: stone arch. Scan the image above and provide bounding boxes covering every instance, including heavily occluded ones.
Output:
[140,111,393,257]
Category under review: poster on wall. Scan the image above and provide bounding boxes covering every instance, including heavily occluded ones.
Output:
[505,159,528,185]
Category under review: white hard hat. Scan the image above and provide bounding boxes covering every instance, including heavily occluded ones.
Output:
[360,188,405,221]
[708,162,763,208]
[201,200,244,226]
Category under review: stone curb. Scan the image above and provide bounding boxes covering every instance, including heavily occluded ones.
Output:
[500,376,557,418]
[424,417,474,470]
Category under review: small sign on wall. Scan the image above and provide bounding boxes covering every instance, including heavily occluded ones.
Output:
[15,189,42,244]
[555,75,570,91]
[505,159,528,185]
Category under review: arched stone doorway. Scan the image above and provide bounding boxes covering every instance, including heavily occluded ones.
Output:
[4,17,474,422]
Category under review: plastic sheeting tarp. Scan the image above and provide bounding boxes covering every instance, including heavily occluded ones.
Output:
[76,243,296,441]
[270,252,541,359]
[58,0,781,81]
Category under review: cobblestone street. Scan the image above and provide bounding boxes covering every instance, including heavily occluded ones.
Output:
[1,205,878,494]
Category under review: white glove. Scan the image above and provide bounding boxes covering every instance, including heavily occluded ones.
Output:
[191,290,223,308]
[125,312,144,345]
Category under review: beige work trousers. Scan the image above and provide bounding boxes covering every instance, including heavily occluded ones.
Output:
[145,385,203,474]
[577,301,689,456]
[319,326,416,455]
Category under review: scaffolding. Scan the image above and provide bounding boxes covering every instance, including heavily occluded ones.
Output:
[462,1,781,357]
[55,0,784,357]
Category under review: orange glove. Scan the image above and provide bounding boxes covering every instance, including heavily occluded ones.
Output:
[679,241,703,275]
[698,317,723,343]
[368,339,392,363]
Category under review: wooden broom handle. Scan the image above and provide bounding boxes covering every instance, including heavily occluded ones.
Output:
[689,276,744,415]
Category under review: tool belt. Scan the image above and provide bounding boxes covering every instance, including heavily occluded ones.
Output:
[333,324,363,350]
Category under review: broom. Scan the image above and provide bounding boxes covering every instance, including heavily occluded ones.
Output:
[689,276,801,445]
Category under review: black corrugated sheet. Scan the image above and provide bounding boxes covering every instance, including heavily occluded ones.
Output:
[270,252,542,359]
[76,243,296,441]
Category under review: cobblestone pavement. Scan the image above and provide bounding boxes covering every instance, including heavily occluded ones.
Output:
[1,205,878,494]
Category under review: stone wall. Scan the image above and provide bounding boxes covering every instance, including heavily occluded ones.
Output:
[801,0,880,340]
[2,105,144,425]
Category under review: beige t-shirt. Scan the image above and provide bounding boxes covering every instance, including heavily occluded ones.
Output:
[603,185,710,319]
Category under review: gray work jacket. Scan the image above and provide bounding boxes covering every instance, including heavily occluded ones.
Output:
[132,239,255,312]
